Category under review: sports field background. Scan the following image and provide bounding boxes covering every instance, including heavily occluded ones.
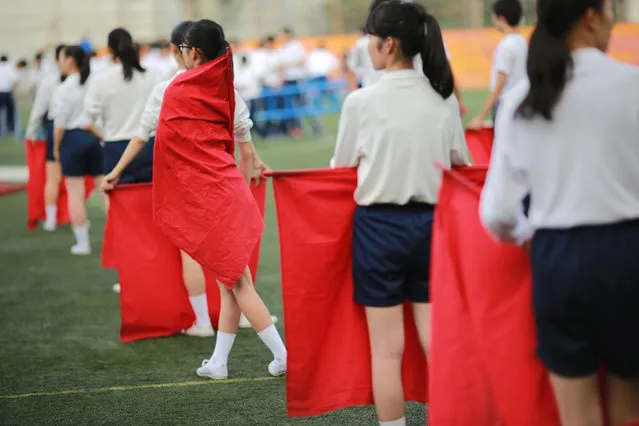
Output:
[0,89,486,425]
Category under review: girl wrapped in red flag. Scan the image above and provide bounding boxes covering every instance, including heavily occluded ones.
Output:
[153,19,286,380]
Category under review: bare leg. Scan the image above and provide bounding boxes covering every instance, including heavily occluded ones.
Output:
[179,251,214,335]
[218,282,242,334]
[606,375,639,426]
[549,373,603,426]
[232,267,274,333]
[411,302,431,357]
[366,305,406,423]
[65,176,91,255]
[43,161,61,230]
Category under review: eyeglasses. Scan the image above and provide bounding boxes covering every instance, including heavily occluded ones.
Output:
[178,44,193,51]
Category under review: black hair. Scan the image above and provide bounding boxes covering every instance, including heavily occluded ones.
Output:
[366,1,454,99]
[35,52,43,61]
[55,44,66,60]
[171,20,193,46]
[241,55,249,65]
[64,45,91,85]
[107,28,146,81]
[0,55,8,62]
[184,19,228,63]
[266,35,276,43]
[282,28,293,35]
[369,0,389,14]
[517,0,604,121]
[17,59,28,67]
[492,0,523,27]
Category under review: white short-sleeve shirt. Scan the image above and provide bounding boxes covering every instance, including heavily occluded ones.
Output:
[480,48,639,244]
[332,70,469,206]
[51,73,90,130]
[490,33,528,97]
[25,72,60,138]
[84,64,157,142]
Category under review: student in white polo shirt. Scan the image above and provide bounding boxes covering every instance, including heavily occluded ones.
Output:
[468,0,527,129]
[25,44,67,232]
[480,0,639,425]
[84,28,156,191]
[100,21,277,333]
[51,46,103,255]
[332,2,469,425]
[0,55,19,136]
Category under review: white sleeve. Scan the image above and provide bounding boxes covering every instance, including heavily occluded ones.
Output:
[494,43,516,76]
[83,78,103,125]
[234,91,253,143]
[446,97,470,166]
[25,77,53,138]
[331,92,361,168]
[52,87,70,129]
[135,83,164,141]
[479,107,533,245]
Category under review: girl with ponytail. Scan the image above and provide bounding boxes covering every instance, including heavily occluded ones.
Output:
[84,27,156,291]
[25,44,67,231]
[331,2,469,424]
[481,1,639,425]
[51,45,103,255]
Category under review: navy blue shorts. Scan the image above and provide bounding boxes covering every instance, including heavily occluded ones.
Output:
[44,117,55,162]
[532,219,639,379]
[352,203,434,307]
[103,138,155,184]
[60,129,103,177]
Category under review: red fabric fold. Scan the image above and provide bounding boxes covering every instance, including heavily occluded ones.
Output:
[429,166,559,426]
[153,52,263,288]
[272,167,428,418]
[102,181,266,343]
[25,139,94,230]
[465,128,494,165]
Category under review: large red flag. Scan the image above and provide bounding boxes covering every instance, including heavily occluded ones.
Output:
[153,51,264,289]
[429,166,559,426]
[102,181,266,343]
[465,128,494,165]
[272,168,428,418]
[25,139,95,230]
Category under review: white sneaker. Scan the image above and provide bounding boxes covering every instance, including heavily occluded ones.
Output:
[268,358,286,377]
[70,244,91,255]
[42,222,56,232]
[112,283,121,293]
[197,359,228,380]
[238,314,279,329]
[182,324,215,337]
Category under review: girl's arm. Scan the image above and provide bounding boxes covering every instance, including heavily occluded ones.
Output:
[331,92,361,168]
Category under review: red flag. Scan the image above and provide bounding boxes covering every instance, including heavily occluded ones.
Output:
[465,128,494,165]
[272,168,428,418]
[429,166,559,426]
[25,139,95,230]
[102,181,266,343]
[153,52,264,288]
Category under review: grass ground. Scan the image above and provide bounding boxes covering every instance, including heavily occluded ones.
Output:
[0,90,487,425]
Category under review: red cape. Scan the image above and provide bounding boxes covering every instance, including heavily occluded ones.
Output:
[153,51,264,288]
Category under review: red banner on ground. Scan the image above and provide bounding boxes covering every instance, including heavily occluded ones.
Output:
[102,181,266,343]
[465,128,494,166]
[272,168,428,418]
[429,166,559,426]
[25,140,94,230]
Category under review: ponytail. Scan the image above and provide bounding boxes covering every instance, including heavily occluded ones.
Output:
[63,45,91,86]
[516,24,572,120]
[366,1,453,99]
[79,54,91,85]
[107,28,146,82]
[516,0,605,121]
[420,13,454,99]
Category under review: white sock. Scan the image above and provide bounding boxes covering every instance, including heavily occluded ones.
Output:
[380,417,406,426]
[72,224,89,247]
[189,294,211,327]
[211,332,236,366]
[257,324,287,362]
[45,204,57,225]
